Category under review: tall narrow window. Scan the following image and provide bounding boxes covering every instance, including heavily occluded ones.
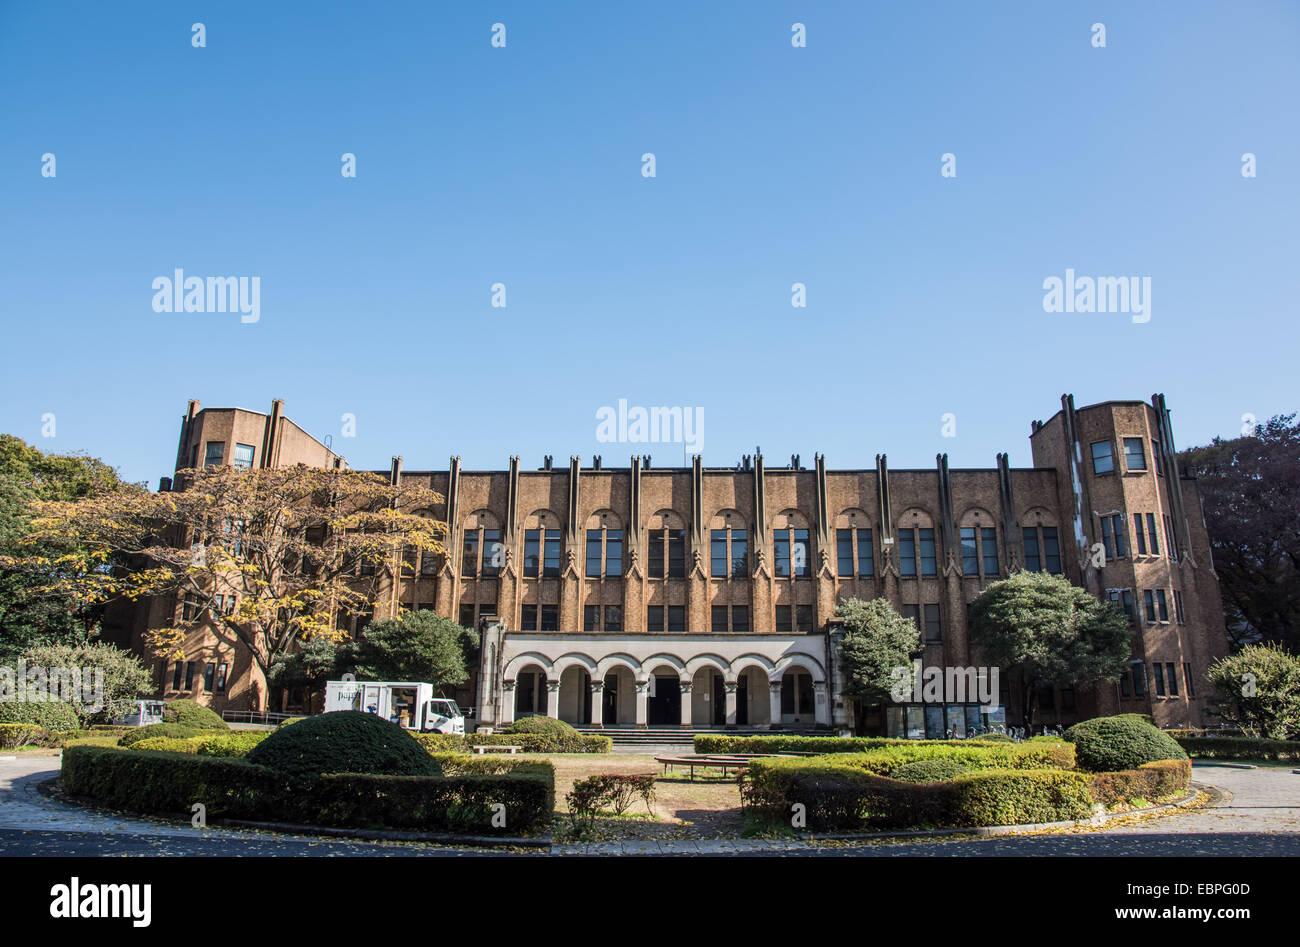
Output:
[1152,437,1164,476]
[712,605,728,632]
[837,529,854,577]
[918,528,936,576]
[898,529,917,577]
[1165,662,1179,696]
[216,663,228,692]
[1164,516,1177,561]
[647,605,664,632]
[584,604,599,631]
[1099,513,1127,559]
[204,442,225,467]
[796,605,814,632]
[1153,663,1166,697]
[1023,528,1040,572]
[1133,514,1148,555]
[203,662,215,692]
[774,530,790,577]
[586,530,603,578]
[1146,514,1159,556]
[981,527,998,576]
[1184,663,1195,697]
[233,443,255,470]
[604,605,623,631]
[605,529,623,576]
[713,530,730,578]
[1130,662,1146,697]
[480,529,501,576]
[1174,589,1185,623]
[923,604,941,642]
[171,661,183,690]
[667,605,686,632]
[462,531,480,578]
[775,605,793,632]
[667,530,685,578]
[521,604,538,630]
[540,604,559,631]
[542,531,561,577]
[731,605,749,632]
[1156,589,1169,621]
[960,527,978,575]
[1144,590,1157,623]
[731,530,748,576]
[856,528,873,577]
[774,529,812,577]
[1043,527,1061,574]
[649,529,665,578]
[524,530,541,577]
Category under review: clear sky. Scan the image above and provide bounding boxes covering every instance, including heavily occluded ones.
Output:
[2,1,1297,485]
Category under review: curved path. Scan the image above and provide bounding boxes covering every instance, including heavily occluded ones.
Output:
[1,755,1296,856]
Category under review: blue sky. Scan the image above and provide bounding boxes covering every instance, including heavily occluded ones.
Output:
[2,1,1297,485]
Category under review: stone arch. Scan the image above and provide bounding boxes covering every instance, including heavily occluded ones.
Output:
[648,508,686,530]
[641,653,688,680]
[464,508,500,530]
[727,652,777,682]
[523,509,561,530]
[551,652,600,677]
[503,651,554,679]
[772,508,810,530]
[898,506,936,529]
[685,653,730,677]
[595,652,642,678]
[957,505,997,528]
[709,509,746,530]
[773,652,826,682]
[1021,505,1059,526]
[834,507,872,529]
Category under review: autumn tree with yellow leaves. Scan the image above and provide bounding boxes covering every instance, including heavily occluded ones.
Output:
[8,464,447,703]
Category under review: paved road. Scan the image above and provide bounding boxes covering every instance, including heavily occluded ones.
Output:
[1,755,1295,856]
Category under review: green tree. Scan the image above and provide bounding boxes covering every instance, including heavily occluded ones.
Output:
[836,597,924,709]
[0,435,133,660]
[1206,642,1300,740]
[267,636,345,708]
[20,641,154,724]
[1180,414,1300,653]
[346,609,479,693]
[968,571,1131,733]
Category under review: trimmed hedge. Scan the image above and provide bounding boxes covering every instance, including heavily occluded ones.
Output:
[118,723,205,746]
[742,758,1095,831]
[1174,735,1300,761]
[0,723,60,748]
[1088,760,1191,809]
[0,700,81,731]
[502,716,578,737]
[782,740,1076,778]
[60,744,554,835]
[467,732,612,754]
[162,700,228,730]
[246,711,439,781]
[892,758,971,783]
[695,734,897,755]
[126,731,270,757]
[1065,716,1188,772]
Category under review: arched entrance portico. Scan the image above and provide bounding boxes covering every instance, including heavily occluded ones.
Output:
[513,662,549,719]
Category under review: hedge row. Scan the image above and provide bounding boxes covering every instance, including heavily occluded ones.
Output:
[797,740,1077,777]
[410,731,612,754]
[1174,736,1300,761]
[60,745,554,835]
[0,724,129,748]
[695,734,902,755]
[742,760,1096,830]
[1088,760,1192,809]
[128,732,271,757]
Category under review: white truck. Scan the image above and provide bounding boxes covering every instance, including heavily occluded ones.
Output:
[323,680,465,734]
[114,700,166,727]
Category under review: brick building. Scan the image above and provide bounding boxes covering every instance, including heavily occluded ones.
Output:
[117,394,1230,734]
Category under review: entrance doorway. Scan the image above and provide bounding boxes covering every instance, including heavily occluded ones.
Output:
[712,674,725,725]
[647,675,680,726]
[736,675,748,725]
[602,673,619,725]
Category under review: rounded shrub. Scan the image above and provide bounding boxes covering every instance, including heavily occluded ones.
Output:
[119,723,201,746]
[502,716,578,737]
[1064,715,1188,772]
[892,758,972,783]
[162,700,228,730]
[0,700,80,731]
[245,710,440,782]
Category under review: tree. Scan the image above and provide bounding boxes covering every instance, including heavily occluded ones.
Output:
[19,641,154,723]
[267,636,345,708]
[968,571,1131,733]
[1180,414,1300,653]
[0,434,133,660]
[1206,642,1300,740]
[836,597,924,708]
[5,464,447,709]
[346,609,479,693]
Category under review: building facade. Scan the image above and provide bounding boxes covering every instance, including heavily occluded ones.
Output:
[115,394,1230,734]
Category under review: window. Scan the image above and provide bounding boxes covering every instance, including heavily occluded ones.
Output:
[583,603,621,632]
[918,529,936,576]
[797,604,815,632]
[1153,663,1166,697]
[584,604,599,631]
[1091,440,1114,474]
[216,663,228,692]
[981,527,998,576]
[1164,516,1177,561]
[171,662,183,690]
[647,604,685,632]
[1174,589,1186,623]
[1146,514,1159,556]
[420,549,439,576]
[233,443,255,470]
[711,528,746,578]
[1165,662,1179,697]
[1023,528,1039,572]
[857,528,874,577]
[712,605,728,632]
[1043,527,1060,573]
[604,605,622,632]
[459,604,476,627]
[586,528,623,578]
[647,606,664,632]
[1156,589,1169,622]
[524,529,562,578]
[540,605,559,631]
[1119,670,1131,699]
[1184,663,1195,697]
[1123,437,1146,471]
[203,442,224,466]
[1152,437,1164,476]
[182,593,200,622]
[837,529,854,577]
[774,529,811,578]
[902,604,920,633]
[202,662,215,692]
[1100,513,1127,559]
[184,661,196,690]
[521,604,537,630]
[461,531,479,577]
[923,604,941,643]
[1133,514,1147,555]
[731,606,749,632]
[898,529,917,577]
[775,605,793,632]
[1130,662,1146,697]
[1144,589,1157,623]
[649,529,686,579]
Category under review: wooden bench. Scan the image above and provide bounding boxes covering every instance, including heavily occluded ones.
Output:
[472,744,523,755]
[654,755,750,780]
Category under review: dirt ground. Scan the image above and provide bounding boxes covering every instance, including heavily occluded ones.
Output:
[532,753,746,838]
